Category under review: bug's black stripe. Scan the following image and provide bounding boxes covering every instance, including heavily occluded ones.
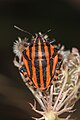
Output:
[40,36,44,45]
[20,65,26,74]
[34,38,40,88]
[40,38,46,60]
[46,43,51,85]
[34,60,40,88]
[22,50,29,60]
[47,44,51,58]
[40,37,47,88]
[35,38,38,45]
[29,45,32,59]
[52,48,58,58]
[28,60,32,78]
[35,38,38,59]
[55,63,60,70]
[23,49,33,82]
[50,58,53,80]
[54,72,58,76]
[42,60,46,88]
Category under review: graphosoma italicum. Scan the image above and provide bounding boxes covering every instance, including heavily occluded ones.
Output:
[13,32,62,91]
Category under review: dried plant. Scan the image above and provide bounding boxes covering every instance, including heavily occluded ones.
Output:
[13,37,80,120]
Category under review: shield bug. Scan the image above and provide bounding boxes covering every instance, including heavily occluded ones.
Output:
[13,27,62,90]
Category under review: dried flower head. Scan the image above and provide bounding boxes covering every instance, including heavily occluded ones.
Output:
[13,37,30,60]
[13,36,80,120]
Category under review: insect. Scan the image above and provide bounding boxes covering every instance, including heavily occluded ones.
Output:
[13,27,62,91]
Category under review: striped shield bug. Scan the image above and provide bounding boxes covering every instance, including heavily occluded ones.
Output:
[13,26,62,91]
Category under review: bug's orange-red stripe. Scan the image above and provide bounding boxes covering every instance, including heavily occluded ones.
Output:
[38,39,44,89]
[26,47,30,59]
[44,42,51,88]
[50,44,54,58]
[52,54,58,77]
[31,43,38,88]
[23,57,30,77]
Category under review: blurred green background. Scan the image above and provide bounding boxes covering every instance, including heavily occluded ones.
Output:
[0,0,80,120]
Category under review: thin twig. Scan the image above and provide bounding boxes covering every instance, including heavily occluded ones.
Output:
[53,68,68,111]
[49,85,53,106]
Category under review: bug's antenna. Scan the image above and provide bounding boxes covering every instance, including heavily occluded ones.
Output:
[14,25,33,36]
[44,29,52,35]
[44,27,55,35]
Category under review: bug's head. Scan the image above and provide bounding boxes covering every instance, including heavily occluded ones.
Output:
[33,32,48,45]
[33,32,56,47]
